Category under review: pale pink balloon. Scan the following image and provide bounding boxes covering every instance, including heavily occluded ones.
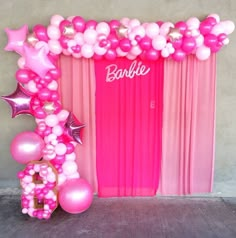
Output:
[159,22,174,36]
[17,57,26,69]
[222,20,235,35]
[47,80,58,90]
[96,22,110,36]
[186,17,200,30]
[62,161,78,176]
[47,25,61,40]
[48,40,62,55]
[50,15,64,27]
[10,131,45,164]
[59,178,93,214]
[145,23,160,38]
[55,143,67,156]
[83,29,97,45]
[94,43,107,55]
[81,44,94,58]
[57,109,69,121]
[27,80,38,93]
[129,18,141,28]
[45,114,59,127]
[152,35,166,50]
[196,45,211,60]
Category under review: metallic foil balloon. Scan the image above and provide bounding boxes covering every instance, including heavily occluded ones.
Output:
[4,24,28,55]
[26,33,39,46]
[168,27,183,42]
[43,101,56,114]
[116,24,129,38]
[23,45,55,78]
[65,112,85,144]
[63,25,76,38]
[1,83,33,118]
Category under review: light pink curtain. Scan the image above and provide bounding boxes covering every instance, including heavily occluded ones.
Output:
[94,58,164,197]
[159,54,216,195]
[58,55,97,192]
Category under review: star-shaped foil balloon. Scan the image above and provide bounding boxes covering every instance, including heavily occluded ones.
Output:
[24,45,55,78]
[4,25,28,56]
[63,25,75,38]
[116,24,129,38]
[168,27,183,42]
[65,112,85,144]
[1,83,33,118]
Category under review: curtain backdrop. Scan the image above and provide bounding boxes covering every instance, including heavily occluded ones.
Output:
[159,54,216,195]
[58,55,97,192]
[94,58,164,197]
[58,54,216,196]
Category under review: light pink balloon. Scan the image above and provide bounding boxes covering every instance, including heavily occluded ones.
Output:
[83,29,97,45]
[196,45,211,61]
[145,23,159,38]
[59,178,93,214]
[10,131,45,164]
[152,35,166,50]
[17,57,26,69]
[57,110,69,121]
[45,114,59,127]
[222,20,235,35]
[55,143,67,156]
[81,44,94,58]
[186,17,200,30]
[47,25,61,40]
[50,15,64,27]
[48,40,62,55]
[96,22,110,36]
[62,161,78,176]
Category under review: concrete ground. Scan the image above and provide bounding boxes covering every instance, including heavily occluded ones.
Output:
[0,195,236,238]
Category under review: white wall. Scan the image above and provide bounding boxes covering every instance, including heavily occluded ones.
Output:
[0,0,235,196]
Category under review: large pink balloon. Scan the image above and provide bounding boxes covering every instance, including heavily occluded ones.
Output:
[10,131,45,164]
[59,178,93,214]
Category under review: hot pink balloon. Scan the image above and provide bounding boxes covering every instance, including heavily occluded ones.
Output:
[59,178,93,214]
[72,16,86,32]
[33,24,49,42]
[10,131,45,164]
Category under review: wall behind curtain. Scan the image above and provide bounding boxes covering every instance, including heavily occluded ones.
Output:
[0,0,235,197]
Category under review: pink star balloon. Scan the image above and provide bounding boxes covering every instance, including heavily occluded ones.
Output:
[65,112,85,144]
[4,25,28,55]
[24,45,56,78]
[1,83,33,118]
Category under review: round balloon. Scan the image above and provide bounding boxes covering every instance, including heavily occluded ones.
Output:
[10,131,45,164]
[59,178,93,214]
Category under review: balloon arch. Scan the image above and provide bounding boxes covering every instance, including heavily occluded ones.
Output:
[2,14,235,219]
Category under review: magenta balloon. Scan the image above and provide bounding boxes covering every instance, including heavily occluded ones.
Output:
[119,38,132,52]
[72,16,86,32]
[172,49,186,61]
[105,49,117,60]
[145,48,160,61]
[59,20,71,33]
[175,21,188,34]
[107,33,119,49]
[139,36,152,50]
[172,38,183,49]
[15,69,31,84]
[199,21,213,35]
[10,131,45,164]
[33,24,49,42]
[85,20,97,30]
[182,37,196,53]
[59,178,93,214]
[109,19,120,32]
[204,34,218,48]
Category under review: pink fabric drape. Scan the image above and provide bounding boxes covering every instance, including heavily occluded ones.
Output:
[94,58,164,197]
[58,55,97,192]
[159,54,216,195]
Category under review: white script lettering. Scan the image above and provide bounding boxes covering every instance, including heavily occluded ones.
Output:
[105,60,151,82]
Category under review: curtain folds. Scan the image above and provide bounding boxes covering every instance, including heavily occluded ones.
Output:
[159,54,216,195]
[58,54,216,196]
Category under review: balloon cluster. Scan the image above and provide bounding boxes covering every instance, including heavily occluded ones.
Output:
[1,14,234,219]
[11,13,232,62]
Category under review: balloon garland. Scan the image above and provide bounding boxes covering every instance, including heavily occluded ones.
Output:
[1,14,234,219]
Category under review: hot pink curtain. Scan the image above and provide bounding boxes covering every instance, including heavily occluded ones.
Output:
[159,54,216,195]
[94,58,164,197]
[58,55,97,192]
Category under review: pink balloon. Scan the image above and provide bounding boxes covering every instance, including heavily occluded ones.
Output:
[175,21,187,34]
[145,48,160,61]
[47,25,61,40]
[15,69,31,84]
[119,38,132,52]
[172,49,186,61]
[59,20,71,33]
[109,20,120,32]
[204,34,218,48]
[59,178,93,214]
[50,15,64,27]
[33,25,49,42]
[139,36,152,50]
[107,33,119,49]
[72,16,86,32]
[105,49,117,60]
[85,20,97,30]
[199,20,213,35]
[10,131,45,164]
[182,37,196,53]
[196,45,211,60]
